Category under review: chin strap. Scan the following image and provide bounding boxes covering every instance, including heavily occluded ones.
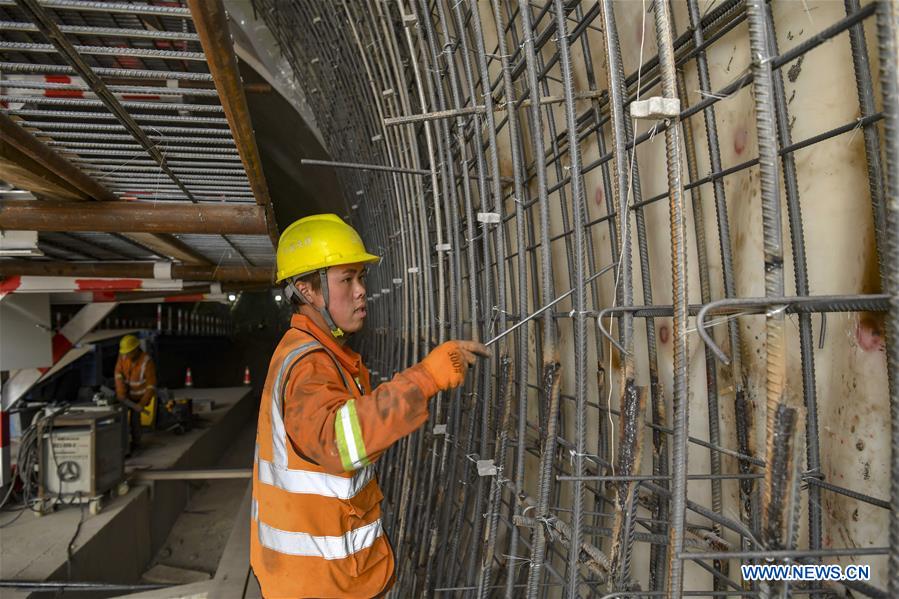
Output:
[318,269,344,338]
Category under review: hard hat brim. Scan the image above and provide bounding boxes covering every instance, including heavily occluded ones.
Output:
[275,252,380,283]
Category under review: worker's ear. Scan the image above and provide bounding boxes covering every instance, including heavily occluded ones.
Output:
[294,279,316,305]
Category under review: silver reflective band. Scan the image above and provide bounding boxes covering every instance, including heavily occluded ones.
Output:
[271,341,322,466]
[257,459,374,499]
[254,498,383,560]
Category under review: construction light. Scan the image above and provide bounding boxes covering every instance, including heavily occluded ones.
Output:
[274,294,283,302]
[228,294,237,302]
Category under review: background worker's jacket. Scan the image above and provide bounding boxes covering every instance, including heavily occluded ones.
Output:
[251,313,439,599]
[114,351,157,427]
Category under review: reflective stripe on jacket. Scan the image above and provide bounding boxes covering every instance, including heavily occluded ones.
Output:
[250,313,438,598]
[114,352,156,404]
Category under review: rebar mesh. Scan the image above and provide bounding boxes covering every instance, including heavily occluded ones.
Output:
[256,1,897,596]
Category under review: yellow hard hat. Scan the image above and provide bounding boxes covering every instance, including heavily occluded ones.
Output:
[275,214,379,282]
[119,334,140,354]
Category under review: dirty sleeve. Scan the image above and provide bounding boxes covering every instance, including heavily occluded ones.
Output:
[282,352,439,474]
[114,356,127,399]
[140,358,157,407]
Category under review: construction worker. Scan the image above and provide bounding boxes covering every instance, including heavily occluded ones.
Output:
[251,214,489,598]
[114,334,157,450]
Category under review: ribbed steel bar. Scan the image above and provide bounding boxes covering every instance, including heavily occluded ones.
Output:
[1,81,219,98]
[551,2,589,596]
[0,0,191,17]
[0,61,214,81]
[0,40,206,60]
[0,20,200,41]
[518,2,560,596]
[876,1,899,596]
[3,108,228,124]
[15,122,230,136]
[650,1,690,596]
[0,95,224,112]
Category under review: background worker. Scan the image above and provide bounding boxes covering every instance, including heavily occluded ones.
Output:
[251,214,489,598]
[114,334,157,451]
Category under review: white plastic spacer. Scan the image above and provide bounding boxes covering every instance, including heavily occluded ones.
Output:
[408,267,420,274]
[476,459,497,476]
[392,278,403,285]
[630,96,681,119]
[381,288,390,294]
[476,212,501,224]
[356,189,364,196]
[435,243,452,252]
[372,293,381,299]
[433,424,447,435]
[153,262,173,280]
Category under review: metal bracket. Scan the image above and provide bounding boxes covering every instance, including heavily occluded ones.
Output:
[153,261,173,280]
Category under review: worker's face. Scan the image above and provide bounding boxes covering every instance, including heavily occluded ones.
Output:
[299,264,368,334]
[127,348,141,359]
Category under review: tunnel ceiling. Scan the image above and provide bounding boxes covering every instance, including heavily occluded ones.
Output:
[0,0,282,292]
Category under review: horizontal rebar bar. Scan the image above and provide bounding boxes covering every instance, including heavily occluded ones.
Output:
[0,20,200,41]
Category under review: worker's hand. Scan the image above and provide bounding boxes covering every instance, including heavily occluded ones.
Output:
[420,340,491,391]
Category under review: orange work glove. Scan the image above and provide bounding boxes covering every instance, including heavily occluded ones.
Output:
[420,340,491,391]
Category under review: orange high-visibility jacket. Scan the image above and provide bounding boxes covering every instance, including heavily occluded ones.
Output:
[114,351,156,407]
[251,314,439,598]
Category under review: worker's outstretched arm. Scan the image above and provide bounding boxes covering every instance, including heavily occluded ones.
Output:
[114,357,127,399]
[283,340,489,474]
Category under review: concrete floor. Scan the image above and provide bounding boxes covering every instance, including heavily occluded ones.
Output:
[140,420,254,581]
[0,387,255,598]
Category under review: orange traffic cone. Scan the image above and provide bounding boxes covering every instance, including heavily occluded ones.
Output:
[185,367,193,388]
[243,367,251,386]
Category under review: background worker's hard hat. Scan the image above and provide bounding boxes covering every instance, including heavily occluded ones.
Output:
[119,334,140,354]
[275,214,379,283]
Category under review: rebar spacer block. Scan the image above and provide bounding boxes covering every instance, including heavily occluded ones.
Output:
[630,96,680,119]
[435,243,452,252]
[407,267,420,274]
[381,288,390,294]
[476,460,497,476]
[392,278,403,285]
[433,424,447,435]
[477,212,501,224]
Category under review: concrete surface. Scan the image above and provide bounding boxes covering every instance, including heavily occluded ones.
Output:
[0,386,256,598]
